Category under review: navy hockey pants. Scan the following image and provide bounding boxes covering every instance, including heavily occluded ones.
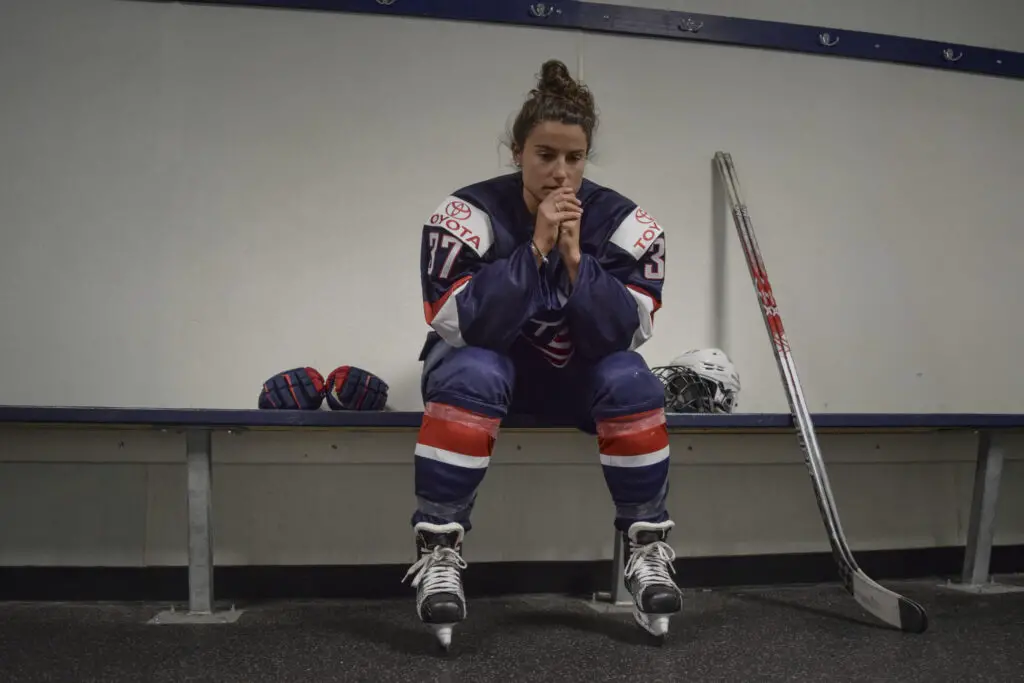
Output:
[412,338,670,533]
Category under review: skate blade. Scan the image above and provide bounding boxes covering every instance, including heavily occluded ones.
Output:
[633,609,670,639]
[432,623,455,650]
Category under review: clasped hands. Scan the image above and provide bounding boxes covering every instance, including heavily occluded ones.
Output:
[532,186,583,281]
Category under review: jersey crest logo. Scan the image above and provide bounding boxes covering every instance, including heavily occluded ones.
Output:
[522,314,574,368]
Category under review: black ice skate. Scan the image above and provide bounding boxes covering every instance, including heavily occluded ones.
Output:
[402,521,468,650]
[623,520,683,638]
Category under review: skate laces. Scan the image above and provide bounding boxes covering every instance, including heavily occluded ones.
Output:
[402,545,467,594]
[624,539,677,586]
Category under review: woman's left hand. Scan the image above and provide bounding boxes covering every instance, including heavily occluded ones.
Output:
[556,198,582,281]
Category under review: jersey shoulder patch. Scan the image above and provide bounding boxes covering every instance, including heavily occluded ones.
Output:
[424,195,495,257]
[608,206,665,260]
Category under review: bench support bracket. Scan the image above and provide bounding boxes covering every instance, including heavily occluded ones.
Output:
[588,530,634,612]
[945,431,1023,594]
[150,428,244,624]
[186,428,215,614]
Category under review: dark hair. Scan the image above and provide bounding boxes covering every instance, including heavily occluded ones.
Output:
[509,59,598,156]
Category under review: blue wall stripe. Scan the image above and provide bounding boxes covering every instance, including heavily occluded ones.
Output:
[165,0,1024,81]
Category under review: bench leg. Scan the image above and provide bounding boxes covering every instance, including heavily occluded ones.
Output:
[186,428,215,614]
[610,530,631,605]
[947,431,1021,594]
[149,428,243,624]
[587,531,633,611]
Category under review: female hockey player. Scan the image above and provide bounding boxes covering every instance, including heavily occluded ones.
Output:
[404,58,681,649]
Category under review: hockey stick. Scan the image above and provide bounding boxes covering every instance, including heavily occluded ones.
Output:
[713,151,928,634]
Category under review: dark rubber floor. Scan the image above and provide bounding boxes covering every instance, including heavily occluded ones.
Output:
[1,577,1022,682]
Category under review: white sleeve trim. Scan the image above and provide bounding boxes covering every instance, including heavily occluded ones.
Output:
[627,286,656,350]
[430,280,471,348]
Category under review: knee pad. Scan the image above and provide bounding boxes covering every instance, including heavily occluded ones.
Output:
[423,345,515,418]
[590,351,665,419]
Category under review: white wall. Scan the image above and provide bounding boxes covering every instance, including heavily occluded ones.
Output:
[1,0,1022,570]
[1,0,1022,413]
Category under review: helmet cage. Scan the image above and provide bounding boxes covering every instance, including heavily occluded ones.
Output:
[652,365,738,414]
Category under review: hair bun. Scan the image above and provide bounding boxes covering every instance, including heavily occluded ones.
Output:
[537,59,575,97]
[533,59,595,116]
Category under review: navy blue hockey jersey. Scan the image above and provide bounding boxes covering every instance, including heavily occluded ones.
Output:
[419,172,665,367]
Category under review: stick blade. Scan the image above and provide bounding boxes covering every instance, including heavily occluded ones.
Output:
[851,570,929,633]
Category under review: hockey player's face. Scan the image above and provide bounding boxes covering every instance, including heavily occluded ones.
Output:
[518,121,589,201]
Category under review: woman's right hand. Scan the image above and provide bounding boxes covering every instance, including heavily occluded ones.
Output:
[533,187,582,258]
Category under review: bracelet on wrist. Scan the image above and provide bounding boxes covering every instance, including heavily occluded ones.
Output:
[530,240,548,265]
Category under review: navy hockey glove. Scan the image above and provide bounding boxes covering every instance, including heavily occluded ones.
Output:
[325,365,389,411]
[258,367,326,410]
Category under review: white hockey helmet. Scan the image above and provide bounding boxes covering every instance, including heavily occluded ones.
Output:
[652,348,741,414]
